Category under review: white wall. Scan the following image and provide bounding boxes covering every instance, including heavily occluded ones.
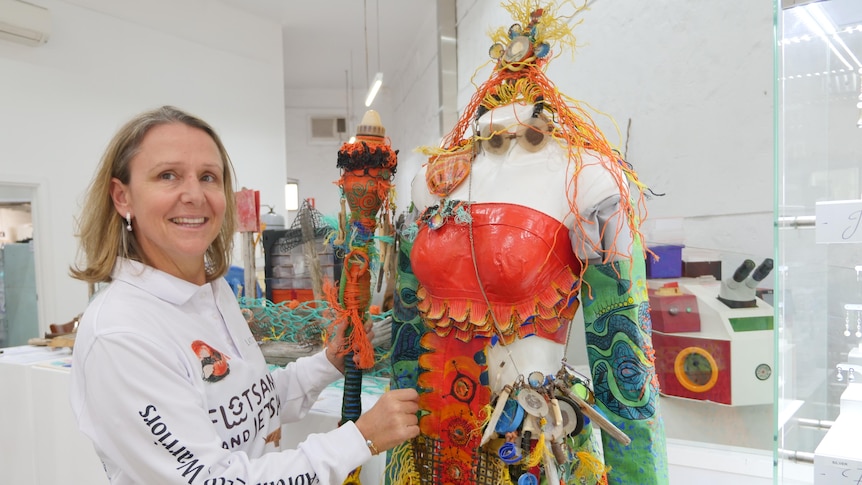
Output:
[0,0,287,332]
[386,9,447,216]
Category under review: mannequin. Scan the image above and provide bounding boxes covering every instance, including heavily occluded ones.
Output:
[411,101,630,393]
[387,4,668,484]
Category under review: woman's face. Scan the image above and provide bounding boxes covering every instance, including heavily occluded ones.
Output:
[111,122,226,283]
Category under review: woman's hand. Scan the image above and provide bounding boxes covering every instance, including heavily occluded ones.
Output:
[324,318,375,374]
[354,388,420,454]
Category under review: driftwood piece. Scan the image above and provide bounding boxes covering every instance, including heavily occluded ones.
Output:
[259,341,323,366]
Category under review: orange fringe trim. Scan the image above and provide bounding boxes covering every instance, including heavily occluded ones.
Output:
[416,267,580,344]
[322,279,375,369]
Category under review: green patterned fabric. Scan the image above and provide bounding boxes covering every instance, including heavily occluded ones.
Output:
[386,233,427,485]
[388,234,427,392]
[581,247,669,485]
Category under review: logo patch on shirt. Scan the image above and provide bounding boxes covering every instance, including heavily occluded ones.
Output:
[190,340,230,382]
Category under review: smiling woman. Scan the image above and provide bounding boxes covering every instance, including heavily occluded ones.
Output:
[67,105,420,485]
[108,123,228,285]
[70,106,238,287]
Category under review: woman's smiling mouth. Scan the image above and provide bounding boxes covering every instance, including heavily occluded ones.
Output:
[171,217,206,226]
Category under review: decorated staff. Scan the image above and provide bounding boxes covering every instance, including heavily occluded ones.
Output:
[331,110,398,428]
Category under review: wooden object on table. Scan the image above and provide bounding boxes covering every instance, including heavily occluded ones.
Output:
[47,315,80,338]
[27,333,76,349]
[236,188,261,299]
[259,341,322,366]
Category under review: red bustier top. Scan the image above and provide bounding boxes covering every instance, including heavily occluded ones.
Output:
[411,202,582,344]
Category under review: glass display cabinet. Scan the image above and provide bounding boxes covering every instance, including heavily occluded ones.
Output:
[776,0,862,483]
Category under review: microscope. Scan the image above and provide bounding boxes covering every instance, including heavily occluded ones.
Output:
[717,259,774,309]
[651,258,775,406]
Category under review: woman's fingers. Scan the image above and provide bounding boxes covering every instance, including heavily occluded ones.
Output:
[355,388,421,452]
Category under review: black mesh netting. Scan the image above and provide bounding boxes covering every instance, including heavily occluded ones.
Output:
[268,200,329,255]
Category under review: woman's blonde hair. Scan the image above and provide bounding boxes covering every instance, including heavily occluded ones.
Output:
[70,106,237,284]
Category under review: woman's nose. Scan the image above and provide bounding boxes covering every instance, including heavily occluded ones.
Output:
[179,178,205,203]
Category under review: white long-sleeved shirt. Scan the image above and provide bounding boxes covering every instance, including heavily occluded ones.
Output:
[70,258,371,485]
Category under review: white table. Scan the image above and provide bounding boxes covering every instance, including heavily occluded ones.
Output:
[0,345,107,484]
[0,345,387,484]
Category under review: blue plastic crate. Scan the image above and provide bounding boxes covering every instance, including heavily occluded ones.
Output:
[646,244,684,279]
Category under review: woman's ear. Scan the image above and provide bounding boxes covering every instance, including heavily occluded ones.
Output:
[109,178,130,216]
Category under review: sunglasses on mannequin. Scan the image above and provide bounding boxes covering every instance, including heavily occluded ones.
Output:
[479,114,553,156]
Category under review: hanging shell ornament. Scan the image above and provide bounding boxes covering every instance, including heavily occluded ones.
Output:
[489,42,505,60]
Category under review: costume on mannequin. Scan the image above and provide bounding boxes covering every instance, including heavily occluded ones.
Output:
[388,3,668,484]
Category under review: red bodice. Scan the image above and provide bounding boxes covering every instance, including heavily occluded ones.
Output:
[411,202,582,343]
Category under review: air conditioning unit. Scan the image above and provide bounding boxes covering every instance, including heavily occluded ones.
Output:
[0,0,51,46]
[309,116,347,142]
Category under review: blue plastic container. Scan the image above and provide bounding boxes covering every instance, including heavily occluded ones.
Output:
[646,244,684,279]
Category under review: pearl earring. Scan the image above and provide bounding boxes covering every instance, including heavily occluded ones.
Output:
[125,212,133,232]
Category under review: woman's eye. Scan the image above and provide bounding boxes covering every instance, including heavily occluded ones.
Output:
[201,174,218,183]
[159,172,176,180]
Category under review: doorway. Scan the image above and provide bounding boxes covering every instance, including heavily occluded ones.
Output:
[0,184,37,347]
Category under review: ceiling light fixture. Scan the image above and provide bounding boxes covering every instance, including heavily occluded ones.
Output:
[365,72,383,107]
[362,0,383,108]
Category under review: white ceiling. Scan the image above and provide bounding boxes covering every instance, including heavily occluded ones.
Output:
[218,0,437,93]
